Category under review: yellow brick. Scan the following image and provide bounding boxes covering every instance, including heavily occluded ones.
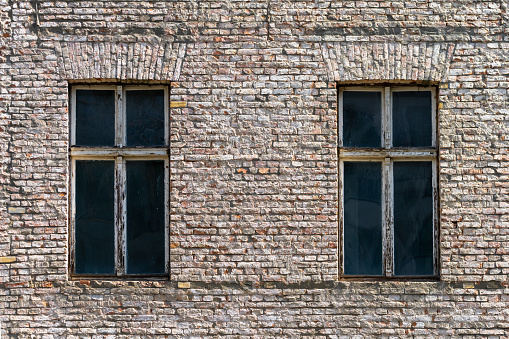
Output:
[178,282,191,289]
[0,256,16,263]
[170,101,187,108]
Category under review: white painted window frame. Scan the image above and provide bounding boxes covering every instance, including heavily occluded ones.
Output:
[70,84,170,278]
[338,86,438,278]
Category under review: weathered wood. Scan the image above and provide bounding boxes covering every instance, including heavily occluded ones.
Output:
[384,158,394,277]
[115,156,125,276]
[70,148,168,157]
[384,87,391,148]
[340,148,436,159]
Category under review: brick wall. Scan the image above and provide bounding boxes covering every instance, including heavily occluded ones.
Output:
[1,0,508,337]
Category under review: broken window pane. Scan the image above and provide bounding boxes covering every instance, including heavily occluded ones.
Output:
[75,89,115,146]
[75,161,115,274]
[126,90,165,146]
[126,161,165,274]
[343,91,382,147]
[394,162,434,276]
[344,162,383,275]
[393,91,432,147]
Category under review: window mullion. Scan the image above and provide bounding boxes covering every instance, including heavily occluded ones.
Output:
[383,157,394,277]
[383,87,391,149]
[115,156,126,276]
[116,85,124,147]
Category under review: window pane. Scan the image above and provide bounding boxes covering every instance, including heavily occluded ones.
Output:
[393,91,432,147]
[75,89,115,146]
[343,162,383,275]
[394,162,434,276]
[75,161,115,274]
[343,91,382,147]
[126,90,165,146]
[126,161,165,274]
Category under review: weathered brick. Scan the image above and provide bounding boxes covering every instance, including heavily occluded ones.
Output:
[1,0,509,337]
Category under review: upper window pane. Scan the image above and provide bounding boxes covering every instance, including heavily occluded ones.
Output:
[343,91,382,147]
[126,89,165,146]
[392,91,432,147]
[75,89,115,146]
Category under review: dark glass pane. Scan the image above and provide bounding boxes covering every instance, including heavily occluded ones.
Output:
[75,161,115,274]
[344,162,383,275]
[343,91,382,147]
[75,89,115,146]
[126,161,165,274]
[126,90,165,146]
[394,162,434,276]
[393,91,432,147]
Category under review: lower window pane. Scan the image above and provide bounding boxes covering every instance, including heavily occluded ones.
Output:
[126,161,166,274]
[75,161,115,274]
[394,162,434,276]
[343,162,383,275]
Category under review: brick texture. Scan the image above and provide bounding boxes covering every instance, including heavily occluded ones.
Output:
[1,0,509,337]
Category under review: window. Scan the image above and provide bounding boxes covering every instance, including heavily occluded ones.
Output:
[70,85,169,278]
[339,86,438,277]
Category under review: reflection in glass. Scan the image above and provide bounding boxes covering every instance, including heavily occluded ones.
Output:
[75,89,115,146]
[394,162,434,276]
[75,161,115,274]
[393,91,432,147]
[343,91,382,147]
[126,161,165,274]
[126,90,165,146]
[344,162,383,275]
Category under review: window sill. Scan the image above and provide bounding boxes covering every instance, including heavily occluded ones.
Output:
[338,275,440,282]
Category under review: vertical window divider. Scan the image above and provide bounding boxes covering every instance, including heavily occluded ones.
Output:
[384,87,391,149]
[384,157,394,277]
[115,156,126,276]
[116,85,124,147]
[383,87,392,276]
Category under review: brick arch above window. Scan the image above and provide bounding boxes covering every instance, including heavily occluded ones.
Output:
[55,41,187,82]
[321,42,455,83]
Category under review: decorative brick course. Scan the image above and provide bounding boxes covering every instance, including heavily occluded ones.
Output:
[1,0,509,337]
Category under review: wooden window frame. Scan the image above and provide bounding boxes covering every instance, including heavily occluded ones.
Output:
[69,84,170,279]
[338,85,439,279]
